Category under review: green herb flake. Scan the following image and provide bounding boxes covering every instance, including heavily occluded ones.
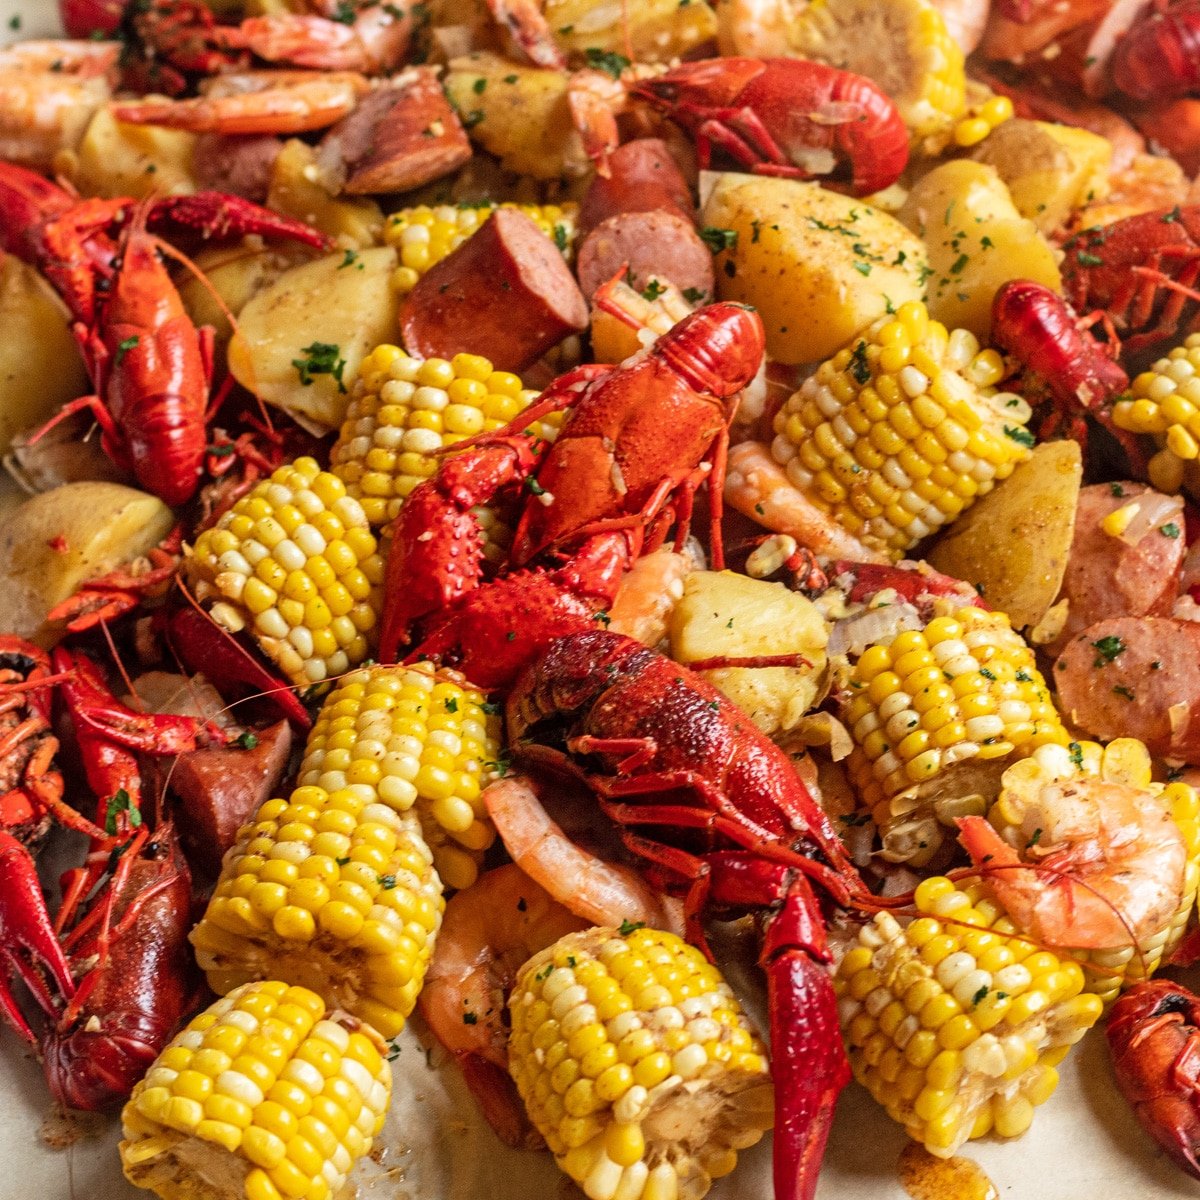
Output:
[104,789,142,836]
[234,731,260,750]
[584,48,631,78]
[972,985,989,1006]
[682,287,707,303]
[1026,828,1043,848]
[1091,635,1126,667]
[1077,251,1104,266]
[462,1012,478,1024]
[1113,684,1136,700]
[472,77,487,94]
[699,226,738,253]
[444,696,458,713]
[292,342,348,392]
[1068,742,1084,767]
[853,261,872,276]
[849,340,871,386]
[1004,425,1035,448]
[378,873,397,890]
[618,919,645,936]
[641,279,666,301]
[115,335,140,366]
[1110,482,1125,497]
[1161,522,1182,538]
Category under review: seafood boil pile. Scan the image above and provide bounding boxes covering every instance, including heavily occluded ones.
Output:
[10,1,1200,1198]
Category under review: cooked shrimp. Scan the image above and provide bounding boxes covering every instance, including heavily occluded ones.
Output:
[0,39,119,77]
[484,773,685,933]
[0,70,110,169]
[486,0,568,69]
[111,70,369,135]
[419,863,587,1070]
[240,3,413,74]
[608,546,696,649]
[1077,153,1191,228]
[957,780,1187,951]
[724,440,889,563]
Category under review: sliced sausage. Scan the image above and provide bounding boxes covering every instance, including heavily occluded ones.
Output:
[577,137,695,237]
[170,720,294,877]
[401,207,588,372]
[576,210,715,301]
[1047,482,1185,654]
[192,133,283,202]
[1053,616,1200,760]
[320,68,470,194]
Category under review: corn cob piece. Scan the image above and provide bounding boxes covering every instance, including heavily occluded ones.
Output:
[836,878,1104,1157]
[330,345,556,536]
[840,604,1068,865]
[781,0,966,148]
[771,303,1033,560]
[120,981,390,1200]
[988,739,1200,1006]
[545,0,718,63]
[1113,333,1200,496]
[191,782,443,1039]
[508,926,774,1200]
[384,201,578,298]
[187,457,384,688]
[296,662,501,892]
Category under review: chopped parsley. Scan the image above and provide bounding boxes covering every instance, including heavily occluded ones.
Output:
[848,340,871,385]
[1004,425,1035,448]
[1161,522,1182,538]
[1091,635,1126,667]
[114,335,139,366]
[444,697,458,713]
[234,731,260,750]
[104,789,142,836]
[699,226,738,253]
[1113,684,1136,700]
[682,287,707,303]
[292,342,347,391]
[584,48,631,78]
[641,279,666,302]
[1068,741,1084,767]
[618,919,645,936]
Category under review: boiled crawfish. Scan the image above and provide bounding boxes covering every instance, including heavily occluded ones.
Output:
[0,160,329,507]
[1108,978,1200,1180]
[0,644,220,1108]
[631,57,910,197]
[508,628,877,1200]
[379,301,766,690]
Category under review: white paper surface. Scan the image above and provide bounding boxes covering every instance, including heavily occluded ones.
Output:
[1,2,1199,1195]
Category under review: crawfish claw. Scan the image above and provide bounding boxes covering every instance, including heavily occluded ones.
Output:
[0,831,74,1042]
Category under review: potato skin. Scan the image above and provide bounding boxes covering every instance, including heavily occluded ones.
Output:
[898,160,1061,339]
[227,246,400,432]
[971,119,1111,235]
[266,139,384,248]
[702,172,927,365]
[927,440,1081,631]
[0,257,88,456]
[65,105,197,199]
[0,483,175,647]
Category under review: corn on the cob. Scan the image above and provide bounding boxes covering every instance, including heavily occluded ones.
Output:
[836,878,1104,1156]
[187,457,384,688]
[988,739,1200,1005]
[781,0,966,147]
[296,662,501,891]
[191,783,443,1039]
[508,926,774,1200]
[384,201,578,298]
[840,603,1068,865]
[770,303,1033,560]
[1113,334,1200,495]
[120,981,391,1200]
[330,345,555,535]
[546,0,718,63]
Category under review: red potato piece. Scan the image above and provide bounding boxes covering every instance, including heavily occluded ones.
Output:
[1054,617,1200,760]
[321,68,471,195]
[170,720,293,877]
[401,207,588,371]
[576,210,715,301]
[577,137,696,237]
[193,133,282,202]
[1047,482,1185,654]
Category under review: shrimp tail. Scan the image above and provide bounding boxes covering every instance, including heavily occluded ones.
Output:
[458,1053,547,1151]
[956,814,1022,870]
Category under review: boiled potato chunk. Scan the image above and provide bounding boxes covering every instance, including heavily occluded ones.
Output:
[927,440,1081,630]
[64,105,196,199]
[0,484,175,647]
[669,571,829,735]
[227,246,399,431]
[898,159,1061,339]
[268,140,383,248]
[971,119,1111,235]
[445,53,591,180]
[0,257,88,455]
[702,172,928,365]
[546,0,718,62]
[179,243,315,352]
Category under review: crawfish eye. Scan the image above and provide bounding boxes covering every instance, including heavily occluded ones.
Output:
[1155,992,1197,1019]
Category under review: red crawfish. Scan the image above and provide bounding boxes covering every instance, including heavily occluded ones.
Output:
[378,301,766,690]
[630,57,910,197]
[0,160,330,507]
[1059,206,1200,363]
[1108,979,1200,1180]
[507,628,879,1200]
[990,279,1137,461]
[1112,0,1200,101]
[0,646,220,1108]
